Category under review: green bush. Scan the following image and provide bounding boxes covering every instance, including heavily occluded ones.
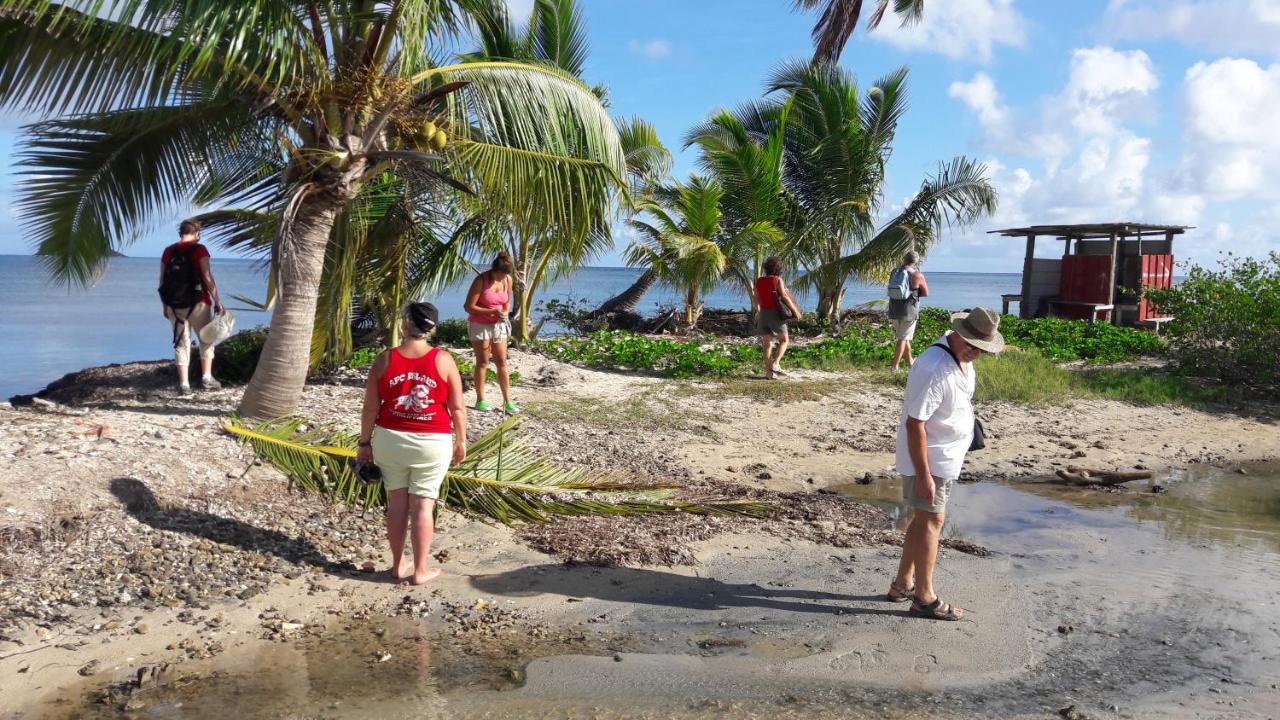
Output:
[537,297,595,336]
[539,332,751,378]
[1148,253,1280,393]
[997,315,1161,363]
[209,327,268,384]
[347,346,382,369]
[436,318,471,348]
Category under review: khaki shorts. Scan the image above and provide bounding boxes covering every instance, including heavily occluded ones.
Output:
[371,427,453,499]
[902,474,953,514]
[469,320,510,344]
[890,317,917,342]
[166,303,215,366]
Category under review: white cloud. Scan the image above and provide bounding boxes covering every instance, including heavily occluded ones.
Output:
[1103,0,1280,56]
[956,48,1164,227]
[870,0,1027,62]
[503,0,536,21]
[627,38,671,61]
[1179,58,1280,200]
[948,73,1009,134]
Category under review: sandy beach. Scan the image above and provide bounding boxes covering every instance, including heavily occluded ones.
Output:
[2,349,1279,718]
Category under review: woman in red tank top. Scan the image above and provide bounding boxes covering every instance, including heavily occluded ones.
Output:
[357,302,466,585]
[756,256,802,379]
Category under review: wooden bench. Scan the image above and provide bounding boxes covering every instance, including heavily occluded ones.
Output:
[1000,293,1022,316]
[1048,300,1114,323]
[1138,317,1173,335]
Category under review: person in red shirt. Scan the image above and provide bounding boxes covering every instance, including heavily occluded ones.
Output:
[357,302,467,585]
[158,219,224,395]
[756,256,803,379]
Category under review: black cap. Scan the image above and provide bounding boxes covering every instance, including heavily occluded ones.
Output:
[406,302,439,333]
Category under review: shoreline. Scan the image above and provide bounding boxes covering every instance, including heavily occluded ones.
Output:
[3,350,1279,717]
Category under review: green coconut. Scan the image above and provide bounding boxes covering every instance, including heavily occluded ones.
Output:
[417,121,438,145]
[430,130,448,151]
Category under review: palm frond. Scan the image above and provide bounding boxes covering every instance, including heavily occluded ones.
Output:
[529,0,590,76]
[224,415,771,521]
[17,97,269,284]
[418,60,627,239]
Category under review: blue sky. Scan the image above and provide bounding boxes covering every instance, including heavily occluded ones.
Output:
[2,0,1279,272]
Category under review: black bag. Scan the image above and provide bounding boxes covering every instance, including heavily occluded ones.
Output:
[930,342,985,452]
[158,243,202,310]
[773,278,795,321]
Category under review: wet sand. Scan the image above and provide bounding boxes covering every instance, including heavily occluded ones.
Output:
[2,350,1279,718]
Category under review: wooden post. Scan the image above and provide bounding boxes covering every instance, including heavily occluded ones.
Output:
[1107,231,1120,325]
[1021,233,1036,319]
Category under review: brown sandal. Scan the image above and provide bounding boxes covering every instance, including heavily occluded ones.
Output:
[886,582,914,603]
[909,596,964,621]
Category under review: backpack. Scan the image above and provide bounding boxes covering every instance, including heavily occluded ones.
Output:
[158,243,202,310]
[887,266,915,301]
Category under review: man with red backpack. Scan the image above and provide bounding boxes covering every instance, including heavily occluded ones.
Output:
[158,219,224,396]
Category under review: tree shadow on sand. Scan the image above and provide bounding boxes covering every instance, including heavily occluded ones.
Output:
[469,564,903,617]
[110,477,334,569]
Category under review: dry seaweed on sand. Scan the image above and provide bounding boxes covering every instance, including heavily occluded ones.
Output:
[519,485,990,566]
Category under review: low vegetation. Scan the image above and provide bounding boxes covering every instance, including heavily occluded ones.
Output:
[210,328,268,385]
[974,349,1233,407]
[1149,252,1280,395]
[538,308,1163,381]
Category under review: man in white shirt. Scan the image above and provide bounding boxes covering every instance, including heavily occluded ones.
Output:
[886,308,1005,621]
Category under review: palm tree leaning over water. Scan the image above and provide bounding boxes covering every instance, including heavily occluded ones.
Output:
[1,0,627,419]
[625,176,782,328]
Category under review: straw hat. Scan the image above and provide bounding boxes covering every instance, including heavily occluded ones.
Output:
[198,309,236,346]
[950,307,1005,354]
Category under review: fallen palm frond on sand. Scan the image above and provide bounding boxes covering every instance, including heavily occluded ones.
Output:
[224,415,771,523]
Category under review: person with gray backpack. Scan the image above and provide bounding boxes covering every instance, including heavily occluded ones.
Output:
[886,251,929,371]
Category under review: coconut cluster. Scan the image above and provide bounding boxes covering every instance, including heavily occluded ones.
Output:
[417,120,449,152]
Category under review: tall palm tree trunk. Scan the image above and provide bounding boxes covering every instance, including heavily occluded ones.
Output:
[591,269,656,316]
[238,196,345,419]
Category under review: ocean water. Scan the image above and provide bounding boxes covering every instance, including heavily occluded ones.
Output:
[0,255,1019,399]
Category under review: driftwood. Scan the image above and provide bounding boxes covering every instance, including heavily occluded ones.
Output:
[1053,465,1155,487]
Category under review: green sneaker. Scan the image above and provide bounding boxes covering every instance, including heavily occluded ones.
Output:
[474,399,493,411]
[503,400,521,415]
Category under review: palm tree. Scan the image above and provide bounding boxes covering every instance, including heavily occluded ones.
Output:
[685,101,791,314]
[441,0,675,343]
[728,62,996,323]
[3,0,626,418]
[792,0,925,64]
[625,177,781,327]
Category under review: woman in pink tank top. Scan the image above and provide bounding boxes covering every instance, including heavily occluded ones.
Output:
[463,252,518,414]
[357,301,466,585]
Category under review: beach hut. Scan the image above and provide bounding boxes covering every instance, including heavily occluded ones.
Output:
[989,222,1188,330]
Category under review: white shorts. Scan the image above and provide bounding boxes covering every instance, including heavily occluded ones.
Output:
[371,427,452,499]
[469,320,510,343]
[890,318,917,342]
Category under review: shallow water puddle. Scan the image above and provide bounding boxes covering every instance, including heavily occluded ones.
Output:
[56,466,1280,719]
[836,462,1280,567]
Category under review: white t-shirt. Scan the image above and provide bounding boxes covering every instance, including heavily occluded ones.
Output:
[895,334,975,480]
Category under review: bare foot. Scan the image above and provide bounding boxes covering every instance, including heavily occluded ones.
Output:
[389,560,413,581]
[410,567,443,585]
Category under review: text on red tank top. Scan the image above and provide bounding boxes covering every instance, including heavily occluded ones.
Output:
[377,348,451,434]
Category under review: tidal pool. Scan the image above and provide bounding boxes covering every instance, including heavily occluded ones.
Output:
[57,465,1280,719]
